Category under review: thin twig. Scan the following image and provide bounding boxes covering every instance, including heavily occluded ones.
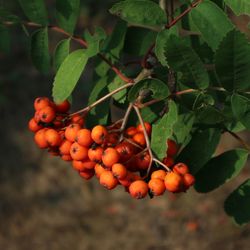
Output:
[153,158,171,172]
[226,130,250,152]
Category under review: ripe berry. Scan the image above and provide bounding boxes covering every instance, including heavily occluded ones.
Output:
[94,163,106,179]
[183,173,195,188]
[115,142,135,162]
[45,129,62,147]
[133,132,146,147]
[102,147,120,168]
[105,132,119,146]
[55,100,70,113]
[167,139,178,157]
[135,152,151,170]
[129,180,148,199]
[70,142,88,161]
[88,147,103,163]
[39,106,56,123]
[125,127,138,138]
[28,118,42,132]
[148,178,165,196]
[34,128,48,149]
[65,123,81,142]
[72,160,95,171]
[173,163,189,175]
[164,172,183,193]
[91,125,108,144]
[79,169,95,180]
[59,140,72,155]
[61,154,72,161]
[112,163,127,180]
[75,129,93,147]
[53,115,64,128]
[34,97,50,111]
[151,169,167,181]
[70,114,84,126]
[99,170,118,190]
[137,122,151,135]
[163,156,174,167]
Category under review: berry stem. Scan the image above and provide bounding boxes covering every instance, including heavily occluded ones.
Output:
[152,158,171,172]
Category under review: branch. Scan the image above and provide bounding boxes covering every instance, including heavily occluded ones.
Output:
[226,130,250,152]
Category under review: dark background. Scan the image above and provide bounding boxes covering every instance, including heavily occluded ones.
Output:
[1,1,250,249]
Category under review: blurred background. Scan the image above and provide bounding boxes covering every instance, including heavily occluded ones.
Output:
[1,1,250,250]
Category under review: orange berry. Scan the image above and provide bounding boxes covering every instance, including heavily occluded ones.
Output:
[34,128,48,149]
[99,170,118,190]
[173,163,189,175]
[53,115,64,128]
[133,132,146,147]
[34,97,50,111]
[112,163,127,180]
[45,129,62,147]
[119,172,133,187]
[167,139,178,157]
[70,142,88,161]
[102,147,120,168]
[183,173,195,188]
[88,147,103,162]
[39,106,56,123]
[28,118,42,132]
[137,122,151,135]
[163,156,174,167]
[125,127,138,138]
[59,140,72,155]
[105,132,119,146]
[79,169,95,180]
[61,154,72,161]
[115,142,135,162]
[70,114,85,126]
[135,152,151,170]
[94,163,106,179]
[72,160,95,171]
[34,110,41,123]
[164,172,183,193]
[55,100,71,113]
[148,178,165,196]
[151,169,167,181]
[91,125,108,144]
[65,123,81,142]
[75,129,93,147]
[129,180,148,199]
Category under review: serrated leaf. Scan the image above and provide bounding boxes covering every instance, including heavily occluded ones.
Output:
[190,0,234,51]
[177,128,221,174]
[151,100,178,159]
[52,49,88,103]
[109,0,167,28]
[215,30,250,91]
[165,35,209,89]
[31,28,50,74]
[54,38,71,71]
[18,0,48,25]
[55,0,80,34]
[224,0,250,16]
[128,78,169,102]
[224,179,250,225]
[195,149,248,193]
[108,75,127,103]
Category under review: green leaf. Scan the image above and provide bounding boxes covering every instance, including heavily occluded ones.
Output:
[151,100,178,159]
[109,0,167,29]
[215,30,250,91]
[224,0,250,16]
[0,6,20,23]
[196,106,225,124]
[124,27,157,56]
[224,179,250,225]
[0,24,10,54]
[177,128,221,174]
[30,28,50,74]
[108,75,127,104]
[55,0,80,34]
[165,35,209,89]
[140,101,165,124]
[128,78,170,102]
[84,27,106,57]
[190,0,234,51]
[18,0,48,25]
[195,149,248,193]
[52,49,88,103]
[54,38,71,71]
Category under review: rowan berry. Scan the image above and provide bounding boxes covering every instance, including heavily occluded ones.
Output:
[65,123,81,142]
[163,156,174,167]
[39,106,56,123]
[61,154,73,161]
[79,169,95,180]
[137,122,151,135]
[28,118,42,132]
[91,125,108,144]
[105,132,119,146]
[88,146,103,162]
[173,163,189,175]
[34,97,50,111]
[125,126,138,138]
[112,163,127,180]
[72,160,95,171]
[70,142,88,161]
[59,140,72,155]
[135,152,151,170]
[115,142,135,162]
[70,114,85,126]
[34,128,48,149]
[55,100,70,113]
[183,173,195,188]
[167,139,178,157]
[99,170,118,190]
[148,178,165,196]
[34,110,41,123]
[129,180,148,199]
[94,163,106,179]
[45,129,62,147]
[133,132,146,147]
[164,172,183,193]
[102,147,120,168]
[75,129,93,147]
[53,115,64,128]
[151,169,167,181]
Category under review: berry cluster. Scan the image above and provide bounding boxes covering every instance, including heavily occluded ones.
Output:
[28,97,195,199]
